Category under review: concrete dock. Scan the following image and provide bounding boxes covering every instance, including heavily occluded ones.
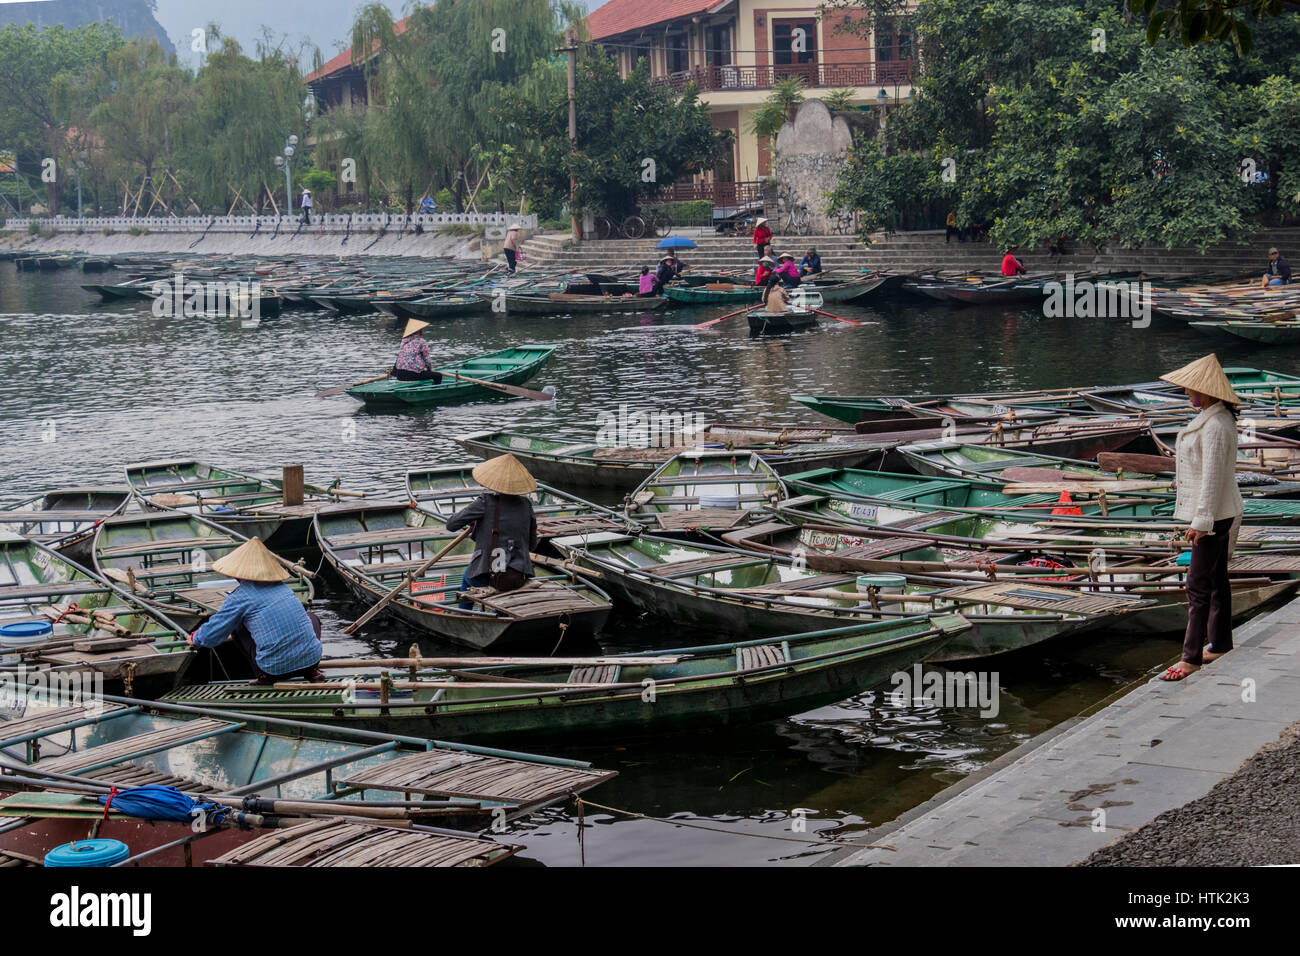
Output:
[823,594,1300,867]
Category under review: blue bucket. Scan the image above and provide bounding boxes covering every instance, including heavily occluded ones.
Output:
[0,620,53,647]
[1175,551,1193,567]
[44,839,131,868]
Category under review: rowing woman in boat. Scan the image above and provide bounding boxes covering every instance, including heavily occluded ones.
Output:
[1158,355,1245,682]
[445,455,539,609]
[188,538,324,685]
[761,273,791,313]
[392,319,444,382]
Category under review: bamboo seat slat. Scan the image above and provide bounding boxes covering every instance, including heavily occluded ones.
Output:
[36,718,237,773]
[209,818,517,868]
[0,703,124,741]
[568,664,620,684]
[339,749,615,805]
[98,536,238,557]
[655,509,752,531]
[737,643,786,670]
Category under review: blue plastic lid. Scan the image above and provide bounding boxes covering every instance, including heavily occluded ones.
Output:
[1175,551,1193,566]
[44,839,131,868]
[0,621,53,639]
[212,505,236,513]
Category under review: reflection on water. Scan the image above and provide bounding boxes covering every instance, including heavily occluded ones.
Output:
[0,260,1274,865]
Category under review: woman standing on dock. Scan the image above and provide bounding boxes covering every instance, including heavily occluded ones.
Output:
[1159,355,1245,682]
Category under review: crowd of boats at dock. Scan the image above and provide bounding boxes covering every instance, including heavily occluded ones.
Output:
[6,247,1299,343]
[8,355,1300,864]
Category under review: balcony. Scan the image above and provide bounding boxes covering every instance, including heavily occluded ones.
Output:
[651,180,765,207]
[654,60,913,94]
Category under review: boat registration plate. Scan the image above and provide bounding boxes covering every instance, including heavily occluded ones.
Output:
[848,503,879,521]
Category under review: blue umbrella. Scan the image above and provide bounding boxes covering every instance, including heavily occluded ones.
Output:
[97,785,230,825]
[657,236,697,249]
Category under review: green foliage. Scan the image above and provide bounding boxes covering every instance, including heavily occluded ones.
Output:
[500,51,726,218]
[829,0,1300,249]
[747,77,807,139]
[820,89,858,112]
[1134,0,1300,53]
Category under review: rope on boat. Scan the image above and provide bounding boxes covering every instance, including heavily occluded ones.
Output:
[572,797,897,855]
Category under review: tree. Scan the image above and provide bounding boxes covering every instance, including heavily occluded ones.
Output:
[0,22,123,211]
[747,77,807,139]
[827,0,1300,249]
[499,50,727,220]
[1135,0,1300,52]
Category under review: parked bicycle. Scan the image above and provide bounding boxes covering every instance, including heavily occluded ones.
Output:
[590,208,675,240]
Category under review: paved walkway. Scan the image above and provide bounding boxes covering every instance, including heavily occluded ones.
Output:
[823,594,1300,866]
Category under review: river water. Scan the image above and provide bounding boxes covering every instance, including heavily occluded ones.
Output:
[2,259,1295,865]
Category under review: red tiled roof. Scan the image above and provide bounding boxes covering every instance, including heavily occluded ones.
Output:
[586,0,727,41]
[305,14,414,83]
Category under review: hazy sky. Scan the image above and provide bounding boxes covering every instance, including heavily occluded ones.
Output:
[153,0,597,68]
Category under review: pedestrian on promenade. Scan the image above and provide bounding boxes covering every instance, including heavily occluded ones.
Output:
[503,224,522,274]
[1000,246,1026,277]
[300,188,312,225]
[1158,354,1245,682]
[753,217,773,260]
[945,211,960,243]
[1262,247,1291,288]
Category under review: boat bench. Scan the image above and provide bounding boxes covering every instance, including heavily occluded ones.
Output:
[35,718,244,775]
[736,642,789,671]
[865,480,969,501]
[654,554,771,578]
[99,536,238,558]
[464,581,604,620]
[208,818,519,868]
[568,664,621,684]
[339,747,615,807]
[654,509,756,531]
[328,526,445,549]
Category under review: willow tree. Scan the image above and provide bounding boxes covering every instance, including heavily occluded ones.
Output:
[339,0,578,211]
[71,37,194,215]
[181,29,309,213]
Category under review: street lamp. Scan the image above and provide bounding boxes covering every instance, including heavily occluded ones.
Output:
[273,134,298,215]
[74,150,87,218]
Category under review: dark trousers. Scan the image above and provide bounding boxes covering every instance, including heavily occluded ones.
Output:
[946,226,959,243]
[459,572,491,610]
[231,611,323,680]
[1182,516,1236,665]
[755,244,770,260]
[504,248,517,273]
[301,209,311,225]
[393,368,443,382]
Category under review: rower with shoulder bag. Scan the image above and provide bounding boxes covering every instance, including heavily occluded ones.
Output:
[488,495,528,592]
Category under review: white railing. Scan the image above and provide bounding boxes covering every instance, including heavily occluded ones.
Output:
[3,212,537,234]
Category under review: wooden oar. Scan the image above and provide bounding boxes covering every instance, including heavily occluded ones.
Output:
[810,307,864,327]
[343,527,472,634]
[315,374,390,398]
[694,306,752,329]
[441,370,554,402]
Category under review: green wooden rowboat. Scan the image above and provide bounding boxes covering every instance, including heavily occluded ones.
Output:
[346,346,556,408]
[125,459,348,548]
[314,502,613,650]
[0,532,198,688]
[157,614,970,744]
[806,273,888,303]
[473,291,668,314]
[720,514,1300,638]
[0,691,609,864]
[405,463,631,541]
[779,467,1300,526]
[663,283,763,305]
[747,308,817,335]
[376,294,490,320]
[1191,320,1300,345]
[625,449,786,533]
[549,531,1147,661]
[0,487,132,563]
[92,511,314,632]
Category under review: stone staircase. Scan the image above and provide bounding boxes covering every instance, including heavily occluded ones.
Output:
[521,227,1300,278]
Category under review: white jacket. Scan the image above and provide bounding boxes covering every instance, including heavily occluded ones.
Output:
[1173,402,1244,533]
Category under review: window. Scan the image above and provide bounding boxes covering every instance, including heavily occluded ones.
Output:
[773,20,817,66]
[707,25,732,67]
[877,19,914,62]
[667,34,689,74]
[876,22,894,62]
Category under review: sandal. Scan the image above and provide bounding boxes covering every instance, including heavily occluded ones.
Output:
[1159,664,1198,681]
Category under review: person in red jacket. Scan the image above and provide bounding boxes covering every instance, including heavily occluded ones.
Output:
[1001,246,1026,277]
[755,256,775,285]
[752,218,772,260]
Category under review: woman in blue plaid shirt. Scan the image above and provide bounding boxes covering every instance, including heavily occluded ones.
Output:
[189,538,323,685]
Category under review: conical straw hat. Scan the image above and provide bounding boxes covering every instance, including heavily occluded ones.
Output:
[472,454,537,495]
[212,538,290,582]
[403,319,429,338]
[1159,354,1243,405]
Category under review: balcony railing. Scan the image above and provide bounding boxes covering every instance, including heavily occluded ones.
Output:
[649,180,765,207]
[654,60,913,93]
